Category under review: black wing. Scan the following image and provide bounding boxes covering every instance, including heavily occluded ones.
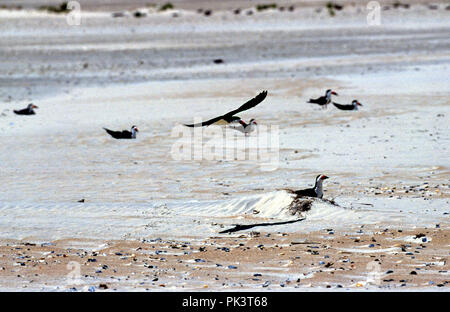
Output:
[332,102,353,110]
[308,96,325,105]
[103,128,130,139]
[184,115,241,128]
[14,108,34,115]
[222,90,268,118]
[184,90,267,127]
[294,188,317,198]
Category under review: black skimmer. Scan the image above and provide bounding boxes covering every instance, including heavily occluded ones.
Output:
[229,118,258,136]
[103,125,139,139]
[294,174,329,199]
[13,103,38,115]
[183,90,267,129]
[307,89,338,109]
[333,100,362,111]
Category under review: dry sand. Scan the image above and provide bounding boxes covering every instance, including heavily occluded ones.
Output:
[0,1,449,291]
[1,226,449,291]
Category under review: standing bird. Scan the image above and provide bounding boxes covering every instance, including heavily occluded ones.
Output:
[14,103,38,115]
[333,100,363,111]
[294,174,329,199]
[229,118,258,136]
[183,90,267,129]
[307,89,338,109]
[103,125,139,139]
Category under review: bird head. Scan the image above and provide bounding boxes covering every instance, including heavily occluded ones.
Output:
[326,89,338,97]
[28,103,38,109]
[353,100,362,106]
[316,174,329,182]
[249,118,257,125]
[131,125,139,132]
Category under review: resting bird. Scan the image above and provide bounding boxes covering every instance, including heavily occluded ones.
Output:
[307,89,338,109]
[184,90,267,128]
[293,174,329,199]
[333,100,362,111]
[103,125,139,139]
[14,103,38,115]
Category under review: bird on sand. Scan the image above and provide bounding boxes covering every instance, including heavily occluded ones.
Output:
[307,89,338,109]
[14,103,39,115]
[103,125,139,139]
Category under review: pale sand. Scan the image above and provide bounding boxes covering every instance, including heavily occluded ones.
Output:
[0,1,449,291]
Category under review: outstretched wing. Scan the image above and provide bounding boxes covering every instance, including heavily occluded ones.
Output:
[184,90,267,127]
[222,90,267,118]
[184,115,238,128]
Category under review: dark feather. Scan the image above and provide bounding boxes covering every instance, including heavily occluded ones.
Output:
[103,128,133,139]
[308,96,327,105]
[184,90,267,127]
[293,188,318,198]
[333,102,355,110]
[14,108,35,115]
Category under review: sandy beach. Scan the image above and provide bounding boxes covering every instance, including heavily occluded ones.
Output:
[0,1,449,291]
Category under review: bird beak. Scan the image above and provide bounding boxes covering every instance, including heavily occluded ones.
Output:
[33,105,39,109]
[331,91,338,96]
[322,175,329,180]
[254,121,258,125]
[135,128,139,132]
[357,102,362,106]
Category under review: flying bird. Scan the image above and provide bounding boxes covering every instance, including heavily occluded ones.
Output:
[103,125,139,139]
[228,118,258,136]
[333,100,362,111]
[293,174,329,199]
[184,90,268,128]
[14,103,38,115]
[307,89,338,109]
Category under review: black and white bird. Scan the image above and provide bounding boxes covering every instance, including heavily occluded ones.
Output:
[13,103,38,115]
[307,89,338,109]
[103,125,139,139]
[333,100,362,111]
[183,90,267,130]
[229,118,258,136]
[293,174,329,199]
